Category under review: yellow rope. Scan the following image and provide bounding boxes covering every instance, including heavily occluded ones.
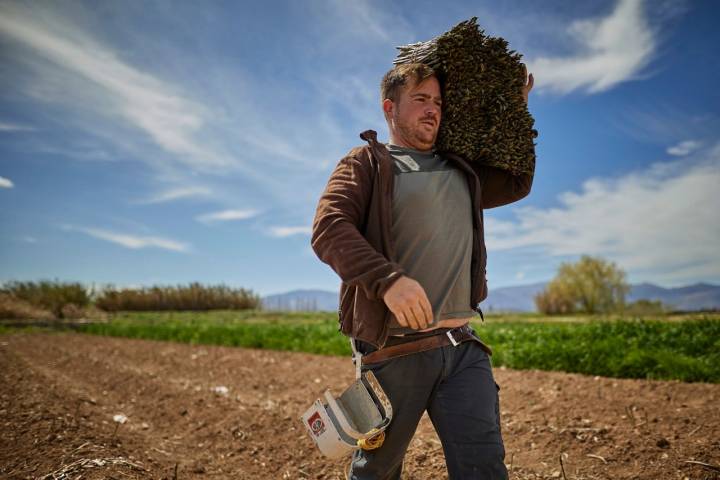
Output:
[357,430,385,450]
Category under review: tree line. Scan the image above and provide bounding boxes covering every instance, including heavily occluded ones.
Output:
[0,281,261,320]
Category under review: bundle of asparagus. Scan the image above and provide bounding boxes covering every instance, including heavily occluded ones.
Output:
[394,17,537,175]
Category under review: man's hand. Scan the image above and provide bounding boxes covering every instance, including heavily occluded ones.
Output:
[521,63,534,104]
[382,276,433,330]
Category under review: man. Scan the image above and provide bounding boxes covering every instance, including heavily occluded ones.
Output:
[311,62,534,479]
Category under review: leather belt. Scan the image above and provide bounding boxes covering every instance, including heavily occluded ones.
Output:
[362,324,492,365]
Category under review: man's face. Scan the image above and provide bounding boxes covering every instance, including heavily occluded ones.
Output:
[385,76,442,151]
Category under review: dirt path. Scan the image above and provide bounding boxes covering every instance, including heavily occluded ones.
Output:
[1,332,718,479]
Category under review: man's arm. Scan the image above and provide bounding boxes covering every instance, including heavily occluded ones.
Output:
[312,149,434,329]
[477,167,533,209]
[311,149,405,301]
[479,64,535,209]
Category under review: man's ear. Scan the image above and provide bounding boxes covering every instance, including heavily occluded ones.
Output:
[382,98,394,116]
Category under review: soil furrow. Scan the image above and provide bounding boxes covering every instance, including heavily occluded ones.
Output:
[2,332,718,479]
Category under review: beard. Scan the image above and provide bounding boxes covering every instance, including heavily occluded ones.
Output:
[393,114,439,150]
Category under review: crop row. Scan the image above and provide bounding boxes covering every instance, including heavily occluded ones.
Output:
[73,314,720,383]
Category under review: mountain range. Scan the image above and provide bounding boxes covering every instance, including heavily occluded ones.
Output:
[262,282,720,313]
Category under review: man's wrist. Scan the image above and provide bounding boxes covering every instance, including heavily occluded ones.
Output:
[379,273,405,302]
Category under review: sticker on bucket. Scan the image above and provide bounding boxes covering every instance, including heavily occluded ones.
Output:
[308,411,326,436]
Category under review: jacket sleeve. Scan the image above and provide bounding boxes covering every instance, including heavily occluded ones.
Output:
[311,150,406,300]
[475,165,534,209]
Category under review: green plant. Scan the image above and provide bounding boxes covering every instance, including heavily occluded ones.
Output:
[535,256,630,314]
[1,280,90,318]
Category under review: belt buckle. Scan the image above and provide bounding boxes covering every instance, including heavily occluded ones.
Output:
[446,329,459,347]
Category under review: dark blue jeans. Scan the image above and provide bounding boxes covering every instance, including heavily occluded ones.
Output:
[348,338,507,480]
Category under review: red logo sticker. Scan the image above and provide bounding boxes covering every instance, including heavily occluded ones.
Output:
[308,412,326,436]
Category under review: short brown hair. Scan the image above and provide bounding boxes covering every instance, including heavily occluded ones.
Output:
[380,63,436,103]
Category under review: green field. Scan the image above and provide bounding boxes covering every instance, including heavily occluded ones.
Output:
[56,310,720,383]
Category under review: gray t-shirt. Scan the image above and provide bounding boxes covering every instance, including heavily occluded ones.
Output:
[387,144,479,335]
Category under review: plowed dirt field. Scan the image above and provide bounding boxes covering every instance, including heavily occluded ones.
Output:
[1,332,718,479]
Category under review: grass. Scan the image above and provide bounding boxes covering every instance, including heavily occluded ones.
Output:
[8,310,719,383]
[0,325,46,335]
[0,325,15,335]
[475,314,720,383]
[78,310,348,355]
[103,309,337,325]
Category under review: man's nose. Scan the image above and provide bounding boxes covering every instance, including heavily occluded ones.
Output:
[425,104,439,117]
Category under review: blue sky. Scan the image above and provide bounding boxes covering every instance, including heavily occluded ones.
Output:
[1,0,718,296]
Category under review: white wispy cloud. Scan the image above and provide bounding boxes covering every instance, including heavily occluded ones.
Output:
[267,226,312,238]
[0,176,14,188]
[616,106,719,146]
[0,4,231,171]
[486,143,720,285]
[528,0,656,94]
[135,186,213,205]
[23,236,37,243]
[0,122,35,132]
[321,0,413,44]
[667,140,702,157]
[0,2,350,210]
[65,226,189,252]
[195,209,259,224]
[314,72,385,129]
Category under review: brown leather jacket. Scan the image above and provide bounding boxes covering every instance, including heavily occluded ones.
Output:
[311,130,533,348]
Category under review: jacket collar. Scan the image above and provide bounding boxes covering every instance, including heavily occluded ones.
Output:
[360,129,477,182]
[360,129,381,147]
[360,129,392,171]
